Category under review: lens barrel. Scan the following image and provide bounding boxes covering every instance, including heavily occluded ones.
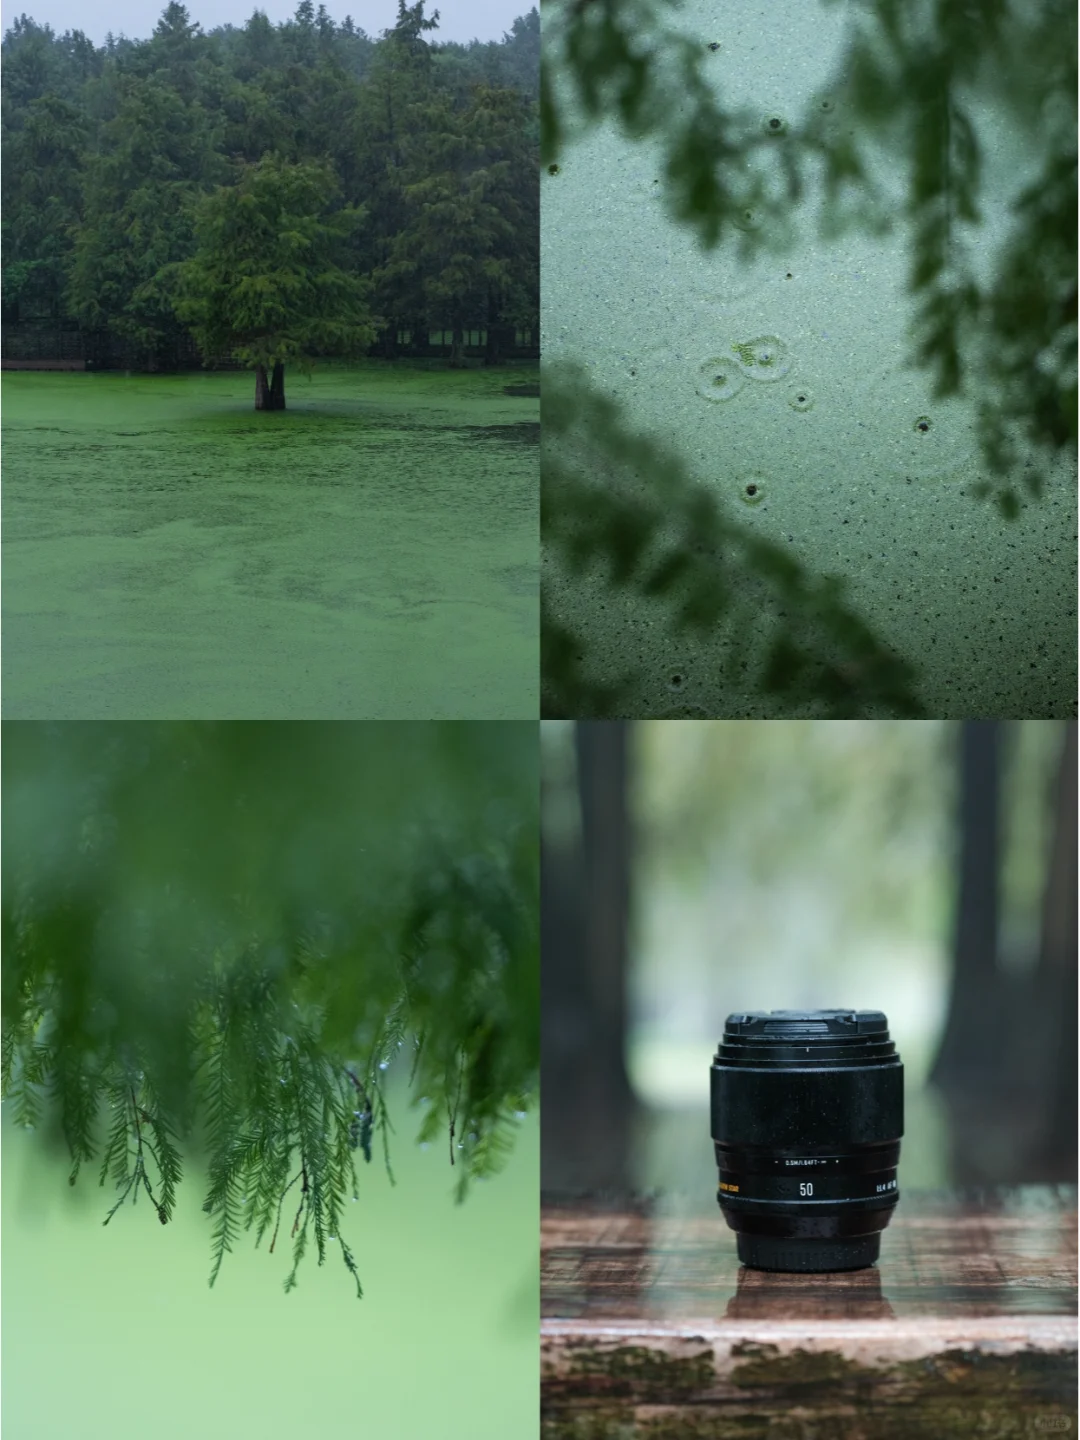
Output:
[710,1010,903,1272]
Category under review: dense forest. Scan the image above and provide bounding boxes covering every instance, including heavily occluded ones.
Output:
[1,0,539,374]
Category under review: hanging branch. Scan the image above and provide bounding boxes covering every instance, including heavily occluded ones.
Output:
[268,1167,304,1255]
[102,1086,166,1227]
[345,1068,374,1163]
[291,1163,309,1239]
[447,1050,464,1166]
[2,721,538,1298]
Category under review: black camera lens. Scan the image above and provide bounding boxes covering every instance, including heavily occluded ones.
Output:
[710,1009,903,1272]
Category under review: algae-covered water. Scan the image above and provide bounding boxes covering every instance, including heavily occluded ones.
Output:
[2,1090,538,1440]
[2,363,538,718]
[542,0,1076,717]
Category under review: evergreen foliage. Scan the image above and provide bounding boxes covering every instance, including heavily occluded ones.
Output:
[543,0,1076,516]
[66,72,222,358]
[0,91,85,320]
[173,153,376,401]
[1,1,539,370]
[2,723,538,1297]
[379,83,539,365]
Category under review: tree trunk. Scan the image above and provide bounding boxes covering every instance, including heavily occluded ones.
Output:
[540,814,586,1191]
[576,720,635,1144]
[929,721,1002,1092]
[1026,721,1077,1176]
[542,721,637,1192]
[932,721,1078,1184]
[255,362,286,411]
[483,291,505,366]
[485,325,513,367]
[448,323,466,369]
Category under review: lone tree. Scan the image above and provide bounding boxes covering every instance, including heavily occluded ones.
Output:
[174,153,377,409]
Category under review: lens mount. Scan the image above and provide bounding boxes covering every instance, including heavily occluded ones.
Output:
[711,1009,903,1272]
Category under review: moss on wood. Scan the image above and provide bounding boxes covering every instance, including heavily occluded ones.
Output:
[562,1343,716,1397]
[543,1341,1077,1439]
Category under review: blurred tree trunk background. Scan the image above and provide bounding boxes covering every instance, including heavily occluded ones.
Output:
[929,722,1003,1090]
[542,720,1076,1194]
[542,722,637,1191]
[931,721,1077,1183]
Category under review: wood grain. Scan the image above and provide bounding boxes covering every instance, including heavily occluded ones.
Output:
[541,1187,1078,1438]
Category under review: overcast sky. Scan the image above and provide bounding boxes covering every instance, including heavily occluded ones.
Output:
[4,0,533,46]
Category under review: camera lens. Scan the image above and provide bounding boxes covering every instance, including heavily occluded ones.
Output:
[710,1009,903,1272]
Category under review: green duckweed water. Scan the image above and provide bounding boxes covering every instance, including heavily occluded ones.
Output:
[1,363,538,718]
[541,0,1077,717]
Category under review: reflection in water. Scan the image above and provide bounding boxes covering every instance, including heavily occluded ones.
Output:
[725,1261,895,1321]
[541,1193,655,1319]
[541,1189,1078,1323]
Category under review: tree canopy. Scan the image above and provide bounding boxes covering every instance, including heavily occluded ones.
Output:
[174,154,377,406]
[1,1,539,370]
[2,722,539,1298]
[380,83,539,366]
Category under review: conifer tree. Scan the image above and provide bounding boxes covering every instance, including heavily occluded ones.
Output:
[66,73,222,366]
[2,722,538,1297]
[381,83,536,366]
[1,92,85,322]
[173,153,377,408]
[349,0,442,356]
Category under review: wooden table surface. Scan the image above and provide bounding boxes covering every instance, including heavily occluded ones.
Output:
[541,1186,1077,1439]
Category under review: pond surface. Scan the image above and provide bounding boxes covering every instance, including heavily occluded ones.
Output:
[2,363,538,718]
[541,0,1076,717]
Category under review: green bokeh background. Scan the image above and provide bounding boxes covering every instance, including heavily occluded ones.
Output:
[2,1080,539,1440]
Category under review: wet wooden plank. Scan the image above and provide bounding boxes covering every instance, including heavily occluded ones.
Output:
[541,1187,1078,1439]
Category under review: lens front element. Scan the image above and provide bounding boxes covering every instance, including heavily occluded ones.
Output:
[710,1009,904,1272]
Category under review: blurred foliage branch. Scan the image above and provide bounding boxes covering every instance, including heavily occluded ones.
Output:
[2,722,538,1297]
[542,0,1077,514]
[542,364,926,716]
